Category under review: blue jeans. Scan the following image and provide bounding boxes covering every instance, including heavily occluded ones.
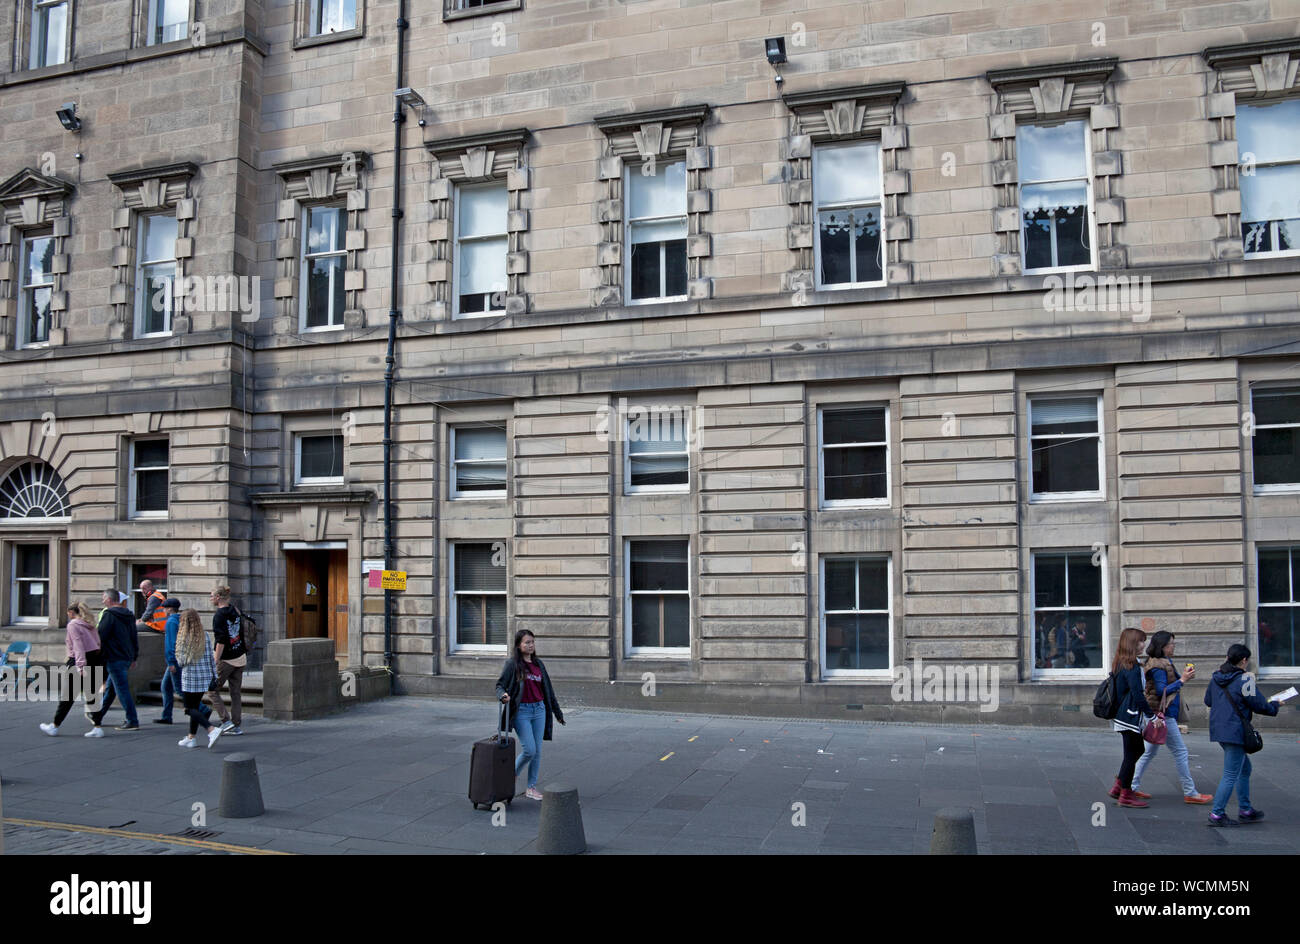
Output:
[91,660,138,727]
[1211,744,1253,818]
[1132,718,1197,796]
[160,665,179,721]
[513,701,545,789]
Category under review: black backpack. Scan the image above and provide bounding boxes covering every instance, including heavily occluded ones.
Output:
[1092,672,1118,720]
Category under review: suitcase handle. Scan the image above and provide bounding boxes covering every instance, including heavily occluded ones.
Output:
[498,702,509,742]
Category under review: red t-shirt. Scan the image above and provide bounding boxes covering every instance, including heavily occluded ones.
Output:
[521,660,544,703]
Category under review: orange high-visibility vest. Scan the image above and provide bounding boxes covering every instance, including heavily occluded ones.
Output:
[143,590,168,632]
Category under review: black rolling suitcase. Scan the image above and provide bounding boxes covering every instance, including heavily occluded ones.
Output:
[469,703,516,809]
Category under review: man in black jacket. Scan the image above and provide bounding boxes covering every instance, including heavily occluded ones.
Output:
[87,588,140,735]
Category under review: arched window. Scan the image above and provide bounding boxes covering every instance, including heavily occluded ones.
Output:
[0,461,70,520]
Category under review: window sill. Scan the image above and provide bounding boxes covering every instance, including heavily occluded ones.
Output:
[817,280,887,292]
[128,512,170,520]
[1028,494,1105,504]
[292,28,363,50]
[1024,263,1097,277]
[299,325,345,334]
[449,494,508,501]
[820,672,893,681]
[626,486,690,496]
[1253,485,1300,495]
[443,0,522,21]
[625,650,692,660]
[820,500,890,510]
[626,295,689,307]
[295,480,346,488]
[1028,672,1105,682]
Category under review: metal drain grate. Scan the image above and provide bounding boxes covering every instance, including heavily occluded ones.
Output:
[172,827,221,840]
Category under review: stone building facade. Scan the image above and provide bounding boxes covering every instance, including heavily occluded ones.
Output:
[2,0,1300,723]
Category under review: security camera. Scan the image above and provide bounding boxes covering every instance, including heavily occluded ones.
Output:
[56,102,81,132]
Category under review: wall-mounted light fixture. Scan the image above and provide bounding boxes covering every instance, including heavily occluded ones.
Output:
[395,86,427,126]
[56,102,81,132]
[765,37,787,87]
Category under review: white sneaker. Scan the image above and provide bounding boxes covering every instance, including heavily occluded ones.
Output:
[84,727,104,738]
[178,736,198,749]
[207,726,223,748]
[39,722,59,737]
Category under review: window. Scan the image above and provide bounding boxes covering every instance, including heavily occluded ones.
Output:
[455,184,507,318]
[625,408,689,493]
[128,562,167,620]
[1032,552,1104,673]
[295,434,344,485]
[1251,387,1300,489]
[1029,396,1102,500]
[0,462,69,520]
[301,205,346,330]
[451,426,506,498]
[1258,546,1300,669]
[1238,99,1300,257]
[19,235,54,347]
[451,543,507,649]
[309,0,355,34]
[626,160,687,303]
[129,439,169,516]
[13,544,50,623]
[1018,120,1093,272]
[146,0,187,44]
[29,0,68,68]
[626,540,689,654]
[445,0,521,15]
[814,142,883,288]
[821,557,890,675]
[819,406,888,507]
[135,212,177,337]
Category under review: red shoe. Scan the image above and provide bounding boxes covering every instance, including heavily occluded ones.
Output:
[1184,793,1213,804]
[1118,789,1149,808]
[1132,789,1152,799]
[1108,778,1122,799]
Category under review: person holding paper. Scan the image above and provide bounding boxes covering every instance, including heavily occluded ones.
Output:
[1204,644,1279,826]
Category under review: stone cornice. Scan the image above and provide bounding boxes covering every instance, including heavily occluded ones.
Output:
[272,152,370,178]
[1204,37,1300,67]
[986,58,1119,88]
[107,162,200,188]
[424,129,529,159]
[781,81,905,112]
[250,489,375,507]
[594,104,710,135]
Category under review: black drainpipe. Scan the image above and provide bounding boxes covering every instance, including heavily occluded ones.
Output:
[384,0,409,694]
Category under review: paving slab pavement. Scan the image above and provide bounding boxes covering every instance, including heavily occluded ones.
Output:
[1,696,1297,854]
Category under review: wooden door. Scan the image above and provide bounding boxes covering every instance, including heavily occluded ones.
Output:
[285,551,327,639]
[327,549,348,660]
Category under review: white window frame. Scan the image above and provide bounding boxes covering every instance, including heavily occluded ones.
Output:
[294,433,345,486]
[1030,548,1107,680]
[812,140,887,291]
[453,182,508,320]
[12,542,51,624]
[817,404,890,509]
[134,211,177,338]
[1256,544,1300,675]
[28,0,69,68]
[1250,385,1300,494]
[1017,118,1097,275]
[624,538,691,658]
[450,425,507,499]
[624,159,688,306]
[18,233,54,348]
[308,0,355,35]
[145,0,187,45]
[819,554,893,680]
[128,437,169,518]
[299,203,347,332]
[623,406,690,495]
[1237,100,1300,260]
[449,541,508,653]
[1028,393,1105,503]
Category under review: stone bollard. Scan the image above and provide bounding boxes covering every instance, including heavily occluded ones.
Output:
[929,807,977,855]
[219,753,265,818]
[537,783,586,854]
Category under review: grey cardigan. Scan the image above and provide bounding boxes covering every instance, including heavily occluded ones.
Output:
[494,657,565,741]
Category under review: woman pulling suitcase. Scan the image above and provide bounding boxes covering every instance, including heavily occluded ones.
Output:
[496,629,565,800]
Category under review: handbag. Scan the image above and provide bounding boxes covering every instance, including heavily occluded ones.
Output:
[1142,691,1171,745]
[1218,678,1264,754]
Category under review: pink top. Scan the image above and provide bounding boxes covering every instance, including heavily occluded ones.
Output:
[66,618,100,668]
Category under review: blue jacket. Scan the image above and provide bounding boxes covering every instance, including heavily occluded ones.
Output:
[1147,663,1183,721]
[1114,664,1148,731]
[1203,666,1279,745]
[163,613,180,671]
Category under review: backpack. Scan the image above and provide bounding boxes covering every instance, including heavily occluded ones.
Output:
[234,606,260,649]
[1093,671,1118,720]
